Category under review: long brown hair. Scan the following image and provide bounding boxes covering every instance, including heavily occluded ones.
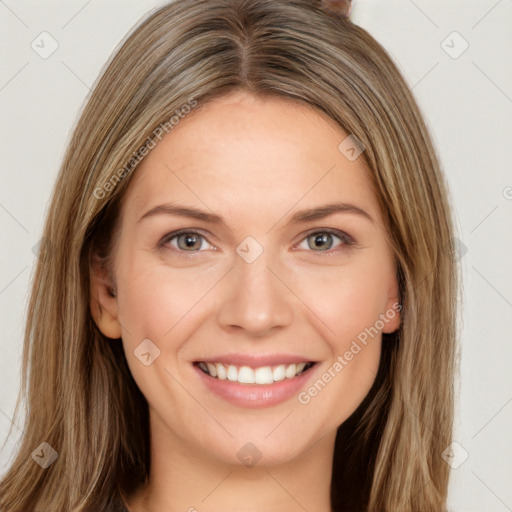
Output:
[0,1,458,510]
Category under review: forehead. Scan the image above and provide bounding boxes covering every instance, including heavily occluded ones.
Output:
[121,91,379,225]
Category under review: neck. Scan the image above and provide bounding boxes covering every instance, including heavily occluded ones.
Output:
[126,407,337,512]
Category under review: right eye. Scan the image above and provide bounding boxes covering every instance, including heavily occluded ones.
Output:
[160,230,216,253]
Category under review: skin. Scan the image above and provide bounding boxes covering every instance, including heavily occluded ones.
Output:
[90,90,400,512]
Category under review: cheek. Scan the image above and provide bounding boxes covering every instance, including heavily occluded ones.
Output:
[293,263,387,426]
[294,258,393,350]
[112,254,222,414]
[116,271,177,342]
[114,251,225,357]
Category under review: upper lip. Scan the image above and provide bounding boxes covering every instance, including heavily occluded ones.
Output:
[194,353,316,367]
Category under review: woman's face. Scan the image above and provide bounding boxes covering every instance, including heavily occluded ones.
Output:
[92,90,400,467]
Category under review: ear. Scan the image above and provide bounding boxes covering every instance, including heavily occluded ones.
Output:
[322,0,352,17]
[89,254,122,339]
[382,272,402,334]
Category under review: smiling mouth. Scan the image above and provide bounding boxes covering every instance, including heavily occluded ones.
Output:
[194,361,315,385]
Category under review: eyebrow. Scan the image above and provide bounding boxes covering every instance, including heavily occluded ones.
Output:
[137,201,374,226]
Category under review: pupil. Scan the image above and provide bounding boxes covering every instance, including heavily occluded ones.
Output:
[181,234,199,250]
[312,233,332,250]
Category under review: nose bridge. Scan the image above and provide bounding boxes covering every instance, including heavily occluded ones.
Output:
[216,244,294,334]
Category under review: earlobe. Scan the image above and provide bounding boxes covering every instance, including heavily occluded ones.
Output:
[381,267,402,334]
[89,256,122,339]
[382,295,401,334]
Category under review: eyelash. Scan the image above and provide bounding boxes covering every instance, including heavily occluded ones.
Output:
[158,228,356,255]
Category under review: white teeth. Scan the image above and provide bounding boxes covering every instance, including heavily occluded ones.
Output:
[285,363,297,379]
[206,362,217,377]
[296,362,306,374]
[272,364,286,381]
[199,361,312,383]
[254,366,274,384]
[216,363,227,380]
[227,365,238,381]
[238,366,255,384]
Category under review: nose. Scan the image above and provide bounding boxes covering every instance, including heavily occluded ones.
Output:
[216,249,295,336]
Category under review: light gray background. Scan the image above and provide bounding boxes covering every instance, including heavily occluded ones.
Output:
[1,1,511,510]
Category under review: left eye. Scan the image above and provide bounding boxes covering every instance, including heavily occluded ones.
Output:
[297,230,352,252]
[165,232,214,252]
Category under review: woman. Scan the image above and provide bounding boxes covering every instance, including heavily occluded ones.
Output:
[0,0,458,510]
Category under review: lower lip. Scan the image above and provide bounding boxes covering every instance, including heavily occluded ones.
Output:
[194,364,316,408]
